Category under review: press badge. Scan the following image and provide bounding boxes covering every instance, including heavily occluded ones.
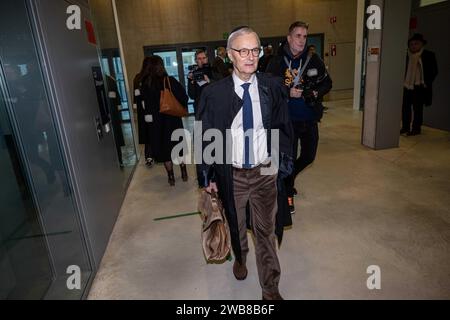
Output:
[134,88,141,96]
[108,91,117,99]
[307,68,318,77]
[145,114,153,123]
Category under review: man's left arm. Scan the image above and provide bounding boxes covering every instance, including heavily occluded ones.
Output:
[270,79,294,177]
[313,55,333,101]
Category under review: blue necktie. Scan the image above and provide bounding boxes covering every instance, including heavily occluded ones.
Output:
[241,83,253,169]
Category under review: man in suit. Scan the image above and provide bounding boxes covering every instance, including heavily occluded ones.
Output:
[257,45,273,73]
[212,46,231,79]
[401,33,438,136]
[196,26,293,300]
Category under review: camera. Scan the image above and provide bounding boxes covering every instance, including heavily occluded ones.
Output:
[189,63,211,82]
[296,78,324,120]
[296,78,317,106]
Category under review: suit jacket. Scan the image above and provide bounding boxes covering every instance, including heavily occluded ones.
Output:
[196,73,294,263]
[405,49,438,106]
[212,56,230,80]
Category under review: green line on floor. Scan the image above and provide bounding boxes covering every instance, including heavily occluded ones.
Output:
[154,212,201,221]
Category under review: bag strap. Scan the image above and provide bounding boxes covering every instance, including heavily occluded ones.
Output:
[284,55,312,87]
[163,76,172,91]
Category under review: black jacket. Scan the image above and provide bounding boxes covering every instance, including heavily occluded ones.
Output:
[405,49,438,106]
[212,56,231,80]
[187,67,215,115]
[266,43,332,121]
[196,73,294,263]
[141,76,188,162]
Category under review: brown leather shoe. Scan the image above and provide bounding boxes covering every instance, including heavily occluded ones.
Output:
[233,260,248,281]
[262,291,284,300]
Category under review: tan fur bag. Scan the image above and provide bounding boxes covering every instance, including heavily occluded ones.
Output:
[198,190,231,263]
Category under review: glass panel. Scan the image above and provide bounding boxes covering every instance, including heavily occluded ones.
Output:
[90,0,137,172]
[0,86,53,299]
[101,58,110,76]
[154,51,180,82]
[0,0,92,299]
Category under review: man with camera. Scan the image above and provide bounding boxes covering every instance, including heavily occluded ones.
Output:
[266,21,332,214]
[188,49,214,115]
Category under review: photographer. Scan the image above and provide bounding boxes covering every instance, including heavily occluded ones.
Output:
[266,21,332,214]
[187,49,213,115]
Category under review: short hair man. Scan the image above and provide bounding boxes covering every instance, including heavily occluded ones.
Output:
[266,21,332,214]
[401,33,438,136]
[307,44,316,57]
[187,49,213,115]
[257,44,274,72]
[212,46,231,79]
[196,26,293,300]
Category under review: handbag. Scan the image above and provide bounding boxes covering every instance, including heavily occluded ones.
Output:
[159,77,188,117]
[198,190,231,263]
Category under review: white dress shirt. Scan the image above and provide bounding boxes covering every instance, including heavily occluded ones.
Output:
[231,72,269,168]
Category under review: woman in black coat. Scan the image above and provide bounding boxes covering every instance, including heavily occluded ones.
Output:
[134,57,154,166]
[139,55,189,186]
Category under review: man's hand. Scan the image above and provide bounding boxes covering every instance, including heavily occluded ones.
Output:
[290,87,303,98]
[204,74,211,83]
[187,72,193,80]
[205,182,218,193]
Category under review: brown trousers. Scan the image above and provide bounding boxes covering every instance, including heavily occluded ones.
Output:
[233,165,280,295]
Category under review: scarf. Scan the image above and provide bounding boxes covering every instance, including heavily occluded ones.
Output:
[404,49,425,90]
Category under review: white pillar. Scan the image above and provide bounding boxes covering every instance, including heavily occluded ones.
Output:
[362,0,412,150]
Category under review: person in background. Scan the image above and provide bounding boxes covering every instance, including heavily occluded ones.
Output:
[401,33,438,136]
[187,49,214,115]
[257,45,273,72]
[140,55,189,186]
[212,46,231,79]
[266,21,332,214]
[307,44,316,57]
[133,57,154,167]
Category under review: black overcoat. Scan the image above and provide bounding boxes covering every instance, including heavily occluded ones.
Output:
[141,76,188,162]
[196,73,294,264]
[405,49,438,106]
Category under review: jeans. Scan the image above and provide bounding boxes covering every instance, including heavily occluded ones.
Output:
[285,120,319,197]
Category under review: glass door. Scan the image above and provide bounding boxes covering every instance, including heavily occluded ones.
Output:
[112,56,129,121]
[0,88,53,299]
[98,48,137,169]
[153,50,180,82]
[0,0,92,299]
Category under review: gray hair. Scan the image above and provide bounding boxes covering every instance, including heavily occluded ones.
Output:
[226,27,261,50]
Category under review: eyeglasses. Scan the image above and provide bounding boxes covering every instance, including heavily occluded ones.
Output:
[230,47,261,57]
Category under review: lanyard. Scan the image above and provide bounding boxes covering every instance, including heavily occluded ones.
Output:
[284,55,312,86]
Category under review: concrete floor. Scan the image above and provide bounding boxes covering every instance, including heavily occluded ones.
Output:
[88,99,450,300]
